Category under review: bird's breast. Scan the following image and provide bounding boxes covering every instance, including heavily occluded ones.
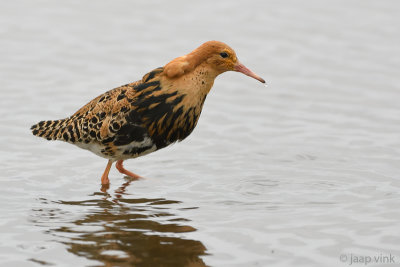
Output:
[138,90,206,148]
[118,67,212,153]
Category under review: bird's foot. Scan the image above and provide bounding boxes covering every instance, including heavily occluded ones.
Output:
[100,174,110,193]
[116,160,141,179]
[100,183,110,193]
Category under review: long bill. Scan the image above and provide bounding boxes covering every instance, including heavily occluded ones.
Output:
[234,62,265,83]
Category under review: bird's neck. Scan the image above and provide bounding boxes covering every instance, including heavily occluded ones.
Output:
[162,62,220,99]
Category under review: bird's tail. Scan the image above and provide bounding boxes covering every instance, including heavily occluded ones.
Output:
[31,118,70,141]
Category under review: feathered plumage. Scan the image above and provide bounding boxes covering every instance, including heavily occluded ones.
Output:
[31,41,265,186]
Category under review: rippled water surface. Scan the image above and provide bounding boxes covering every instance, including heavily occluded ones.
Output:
[1,1,400,266]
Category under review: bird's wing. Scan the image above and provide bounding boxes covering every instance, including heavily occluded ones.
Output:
[70,67,165,147]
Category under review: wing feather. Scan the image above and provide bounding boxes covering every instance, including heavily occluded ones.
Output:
[72,68,164,147]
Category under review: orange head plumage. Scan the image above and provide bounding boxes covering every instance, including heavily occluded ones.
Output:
[164,40,265,83]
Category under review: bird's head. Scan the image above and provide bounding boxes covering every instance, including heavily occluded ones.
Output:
[164,41,265,83]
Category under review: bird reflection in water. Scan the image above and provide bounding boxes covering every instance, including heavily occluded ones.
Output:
[33,178,207,266]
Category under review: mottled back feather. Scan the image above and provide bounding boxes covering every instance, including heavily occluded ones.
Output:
[31,66,204,159]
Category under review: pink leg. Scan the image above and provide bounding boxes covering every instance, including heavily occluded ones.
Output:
[115,160,141,179]
[101,160,113,185]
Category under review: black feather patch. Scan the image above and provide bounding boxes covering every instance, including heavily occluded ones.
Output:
[134,81,160,92]
[122,145,153,156]
[143,67,163,82]
[113,124,148,146]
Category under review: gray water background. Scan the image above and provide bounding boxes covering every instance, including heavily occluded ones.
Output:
[0,1,400,266]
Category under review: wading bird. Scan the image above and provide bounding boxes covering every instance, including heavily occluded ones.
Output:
[31,41,265,186]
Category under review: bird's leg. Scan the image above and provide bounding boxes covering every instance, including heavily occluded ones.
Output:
[101,160,113,185]
[116,160,141,179]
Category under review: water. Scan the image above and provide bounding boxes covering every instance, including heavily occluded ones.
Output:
[1,1,400,266]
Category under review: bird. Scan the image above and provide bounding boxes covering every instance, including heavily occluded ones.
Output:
[31,40,265,186]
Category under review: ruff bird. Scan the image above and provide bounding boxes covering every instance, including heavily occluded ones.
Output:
[31,41,265,185]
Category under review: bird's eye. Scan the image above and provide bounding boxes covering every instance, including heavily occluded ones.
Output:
[220,52,228,58]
